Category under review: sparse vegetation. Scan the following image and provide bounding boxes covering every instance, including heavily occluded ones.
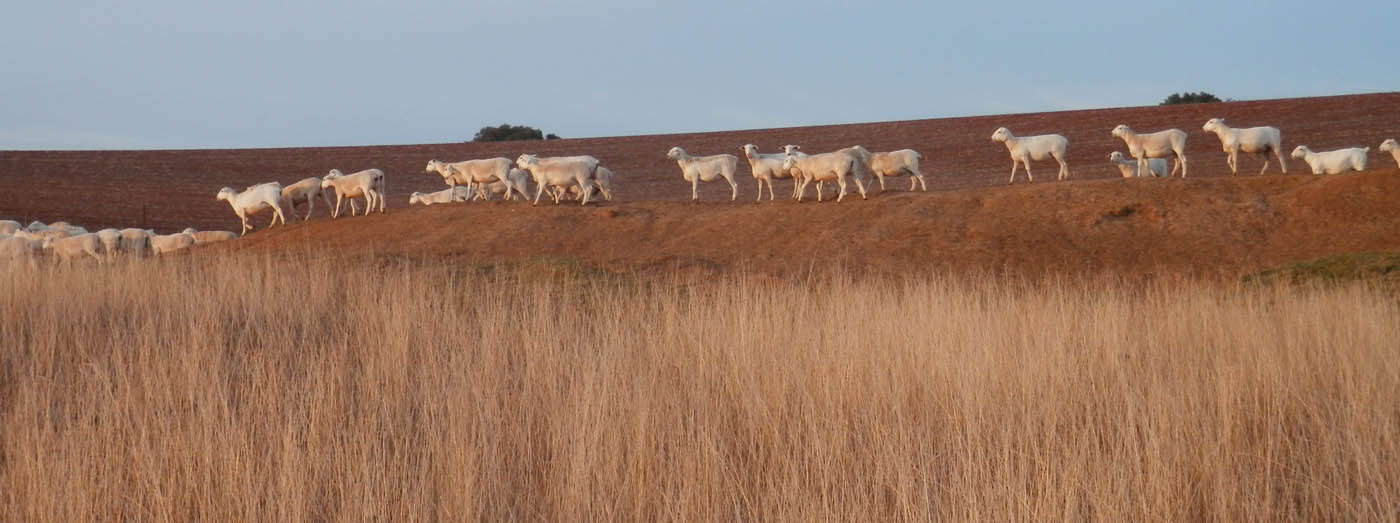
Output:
[1244,250,1400,287]
[472,123,561,142]
[1162,91,1224,105]
[2,254,1397,521]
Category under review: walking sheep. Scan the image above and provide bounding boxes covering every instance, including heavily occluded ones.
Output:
[991,127,1070,184]
[1201,118,1286,175]
[666,147,739,201]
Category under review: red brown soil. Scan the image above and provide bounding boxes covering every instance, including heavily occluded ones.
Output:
[3,93,1399,280]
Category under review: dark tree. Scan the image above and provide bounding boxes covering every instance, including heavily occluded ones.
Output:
[473,124,559,142]
[1161,92,1224,105]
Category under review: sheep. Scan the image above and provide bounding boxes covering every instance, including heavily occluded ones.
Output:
[1108,151,1169,178]
[426,158,520,200]
[592,166,615,201]
[0,220,20,235]
[410,186,473,206]
[1111,125,1188,178]
[1290,145,1369,175]
[1201,118,1287,175]
[321,168,386,218]
[42,233,104,265]
[1380,139,1399,168]
[515,154,601,206]
[0,236,43,269]
[450,165,533,201]
[118,228,153,257]
[783,148,868,203]
[849,146,928,191]
[666,147,739,201]
[742,144,796,202]
[216,182,289,235]
[25,221,46,232]
[94,228,123,261]
[181,228,237,245]
[149,231,196,255]
[990,127,1070,184]
[280,176,332,220]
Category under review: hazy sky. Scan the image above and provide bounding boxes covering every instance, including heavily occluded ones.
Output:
[2,0,1394,150]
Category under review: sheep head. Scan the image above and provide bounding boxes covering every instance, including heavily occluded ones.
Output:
[1111,125,1133,138]
[782,144,801,155]
[1108,151,1127,162]
[1290,146,1310,159]
[1202,118,1225,133]
[782,154,800,171]
[515,154,539,169]
[665,147,685,160]
[425,160,442,174]
[409,192,424,206]
[1381,139,1398,153]
[990,127,1011,143]
[216,187,237,201]
[326,168,344,179]
[741,144,758,157]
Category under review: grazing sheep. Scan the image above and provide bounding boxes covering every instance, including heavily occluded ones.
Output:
[1108,151,1169,178]
[42,233,104,265]
[118,228,153,257]
[322,169,386,218]
[149,231,196,255]
[515,154,601,206]
[592,166,615,201]
[1380,139,1399,168]
[0,236,43,269]
[280,176,332,220]
[426,158,520,199]
[94,228,123,261]
[742,144,798,202]
[850,146,928,191]
[666,147,739,201]
[991,127,1070,184]
[1290,145,1369,174]
[0,220,20,235]
[1201,118,1287,175]
[216,182,289,235]
[410,186,473,206]
[181,228,237,245]
[783,148,868,203]
[1111,125,1188,178]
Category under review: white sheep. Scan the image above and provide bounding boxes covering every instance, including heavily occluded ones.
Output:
[321,169,386,218]
[1108,151,1168,178]
[515,154,601,206]
[42,233,104,265]
[94,228,123,261]
[742,144,797,202]
[1201,118,1287,175]
[1290,145,1369,174]
[991,127,1070,184]
[280,176,332,220]
[1380,139,1399,168]
[118,228,153,257]
[0,220,20,235]
[149,231,196,255]
[25,221,46,233]
[592,166,615,201]
[409,186,473,206]
[850,146,928,191]
[216,182,288,235]
[783,148,868,202]
[453,166,533,201]
[666,147,739,201]
[1111,125,1188,178]
[181,228,237,245]
[426,158,521,200]
[0,235,43,269]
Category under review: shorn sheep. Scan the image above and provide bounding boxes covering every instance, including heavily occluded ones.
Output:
[1201,118,1287,175]
[280,176,333,220]
[449,165,533,201]
[322,168,386,218]
[991,127,1070,184]
[850,146,928,191]
[409,186,473,206]
[742,144,797,202]
[515,154,602,206]
[426,158,520,200]
[666,147,739,201]
[1108,151,1168,178]
[782,148,868,203]
[0,235,43,269]
[182,228,237,245]
[149,231,196,255]
[1290,145,1368,174]
[42,233,103,265]
[1380,139,1399,168]
[118,228,152,257]
[216,183,288,235]
[1111,124,1188,178]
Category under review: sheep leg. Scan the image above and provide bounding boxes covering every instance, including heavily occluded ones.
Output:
[835,174,849,203]
[851,170,867,200]
[1276,148,1289,174]
[1258,152,1269,175]
[533,182,546,205]
[876,172,887,191]
[304,197,314,220]
[691,177,700,202]
[1177,152,1188,178]
[727,175,738,201]
[1055,154,1069,181]
[1228,148,1239,175]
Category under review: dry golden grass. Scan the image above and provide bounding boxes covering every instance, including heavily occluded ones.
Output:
[1,255,1397,521]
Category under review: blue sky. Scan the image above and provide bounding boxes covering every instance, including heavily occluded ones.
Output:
[2,0,1394,149]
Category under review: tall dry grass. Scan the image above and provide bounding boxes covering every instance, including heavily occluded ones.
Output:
[0,255,1397,521]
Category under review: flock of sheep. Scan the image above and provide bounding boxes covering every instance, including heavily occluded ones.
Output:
[7,116,1399,262]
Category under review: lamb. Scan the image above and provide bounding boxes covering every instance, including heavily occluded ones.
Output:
[742,144,796,202]
[0,220,20,235]
[1290,145,1369,175]
[181,228,237,245]
[1380,139,1400,168]
[1201,118,1287,175]
[409,186,473,206]
[426,158,520,199]
[149,231,196,255]
[515,154,601,206]
[216,182,288,235]
[1111,125,1188,178]
[849,146,928,191]
[990,127,1070,184]
[42,233,104,265]
[666,147,739,201]
[783,148,868,202]
[1108,151,1169,178]
[280,177,332,220]
[321,169,386,218]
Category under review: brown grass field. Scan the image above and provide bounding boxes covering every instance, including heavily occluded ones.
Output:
[2,93,1400,520]
[1,256,1397,521]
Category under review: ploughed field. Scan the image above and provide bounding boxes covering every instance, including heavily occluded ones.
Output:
[2,92,1398,279]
